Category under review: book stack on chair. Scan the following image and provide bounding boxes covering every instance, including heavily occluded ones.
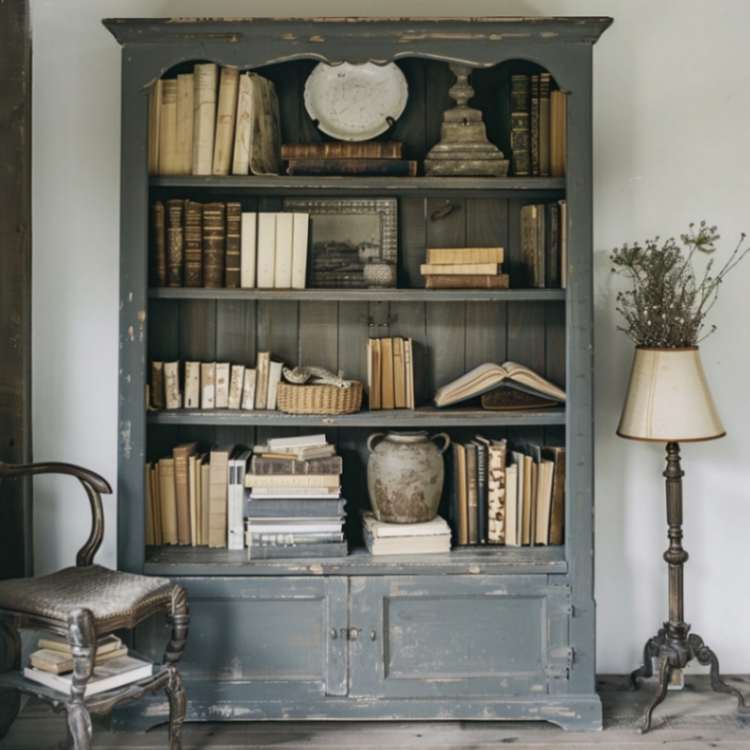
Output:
[282,141,417,176]
[24,634,153,697]
[244,434,347,559]
[420,247,509,289]
[362,512,451,555]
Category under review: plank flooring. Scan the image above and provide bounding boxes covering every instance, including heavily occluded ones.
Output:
[3,675,749,749]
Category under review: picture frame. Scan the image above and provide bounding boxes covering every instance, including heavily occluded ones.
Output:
[283,197,397,288]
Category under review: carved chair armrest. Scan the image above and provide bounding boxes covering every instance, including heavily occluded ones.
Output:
[0,461,112,566]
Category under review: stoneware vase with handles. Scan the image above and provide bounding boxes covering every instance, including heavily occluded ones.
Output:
[366,431,451,523]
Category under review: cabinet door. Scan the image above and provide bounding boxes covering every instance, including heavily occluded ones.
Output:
[136,576,348,699]
[349,576,571,699]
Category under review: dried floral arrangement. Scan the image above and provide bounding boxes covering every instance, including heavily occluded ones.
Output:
[610,221,749,347]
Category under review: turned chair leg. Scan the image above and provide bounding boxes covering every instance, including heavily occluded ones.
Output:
[66,608,96,750]
[0,620,22,740]
[163,586,189,750]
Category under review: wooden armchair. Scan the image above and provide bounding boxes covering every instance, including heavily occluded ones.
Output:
[0,462,189,750]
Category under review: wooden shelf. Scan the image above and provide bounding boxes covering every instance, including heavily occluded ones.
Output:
[149,287,566,303]
[150,175,566,195]
[144,544,567,577]
[147,406,566,428]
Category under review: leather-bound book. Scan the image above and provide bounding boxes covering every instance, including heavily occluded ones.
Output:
[286,158,417,177]
[550,90,567,177]
[202,202,225,288]
[224,202,242,288]
[281,142,402,160]
[183,200,203,287]
[509,74,530,177]
[520,204,541,287]
[172,442,198,545]
[538,73,551,177]
[151,201,166,287]
[150,361,165,410]
[166,199,184,287]
[425,274,509,289]
[545,201,561,288]
[530,75,540,176]
[542,446,566,545]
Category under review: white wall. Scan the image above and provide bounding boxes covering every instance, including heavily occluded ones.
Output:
[31,0,750,673]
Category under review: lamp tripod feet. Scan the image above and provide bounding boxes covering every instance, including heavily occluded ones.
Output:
[688,633,747,711]
[630,628,666,690]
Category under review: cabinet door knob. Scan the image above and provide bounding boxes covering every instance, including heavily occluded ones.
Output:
[369,629,377,641]
[330,628,338,640]
[349,627,360,641]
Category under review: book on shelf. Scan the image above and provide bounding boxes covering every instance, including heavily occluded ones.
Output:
[188,453,199,546]
[157,79,178,175]
[173,442,198,545]
[157,458,177,544]
[183,362,200,409]
[224,202,242,288]
[420,262,500,276]
[240,212,257,288]
[473,438,489,544]
[281,141,403,160]
[244,539,348,559]
[145,463,156,545]
[247,498,346,517]
[232,72,254,176]
[228,447,251,550]
[208,446,231,548]
[530,74,540,177]
[249,487,340,498]
[241,367,257,410]
[286,158,417,177]
[37,634,122,657]
[24,656,153,697]
[465,442,479,544]
[559,199,568,289]
[266,360,283,410]
[245,474,340,489]
[426,247,504,265]
[163,362,181,409]
[175,73,194,176]
[274,213,294,288]
[192,63,218,176]
[266,433,328,450]
[184,200,203,287]
[200,457,210,545]
[151,201,166,287]
[290,213,309,290]
[520,201,566,289]
[256,213,276,289]
[510,74,530,177]
[212,67,240,176]
[166,199,184,287]
[202,202,225,288]
[434,361,565,408]
[228,364,245,410]
[215,362,230,409]
[538,72,551,177]
[150,361,165,410]
[250,454,343,475]
[368,337,415,410]
[425,274,510,290]
[480,388,560,411]
[420,247,507,290]
[147,80,162,176]
[254,351,271,409]
[363,512,451,555]
[200,362,216,409]
[542,446,566,545]
[550,90,567,178]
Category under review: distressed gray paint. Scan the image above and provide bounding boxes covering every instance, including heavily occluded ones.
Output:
[108,15,610,730]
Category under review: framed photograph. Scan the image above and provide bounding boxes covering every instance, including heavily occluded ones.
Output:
[283,197,397,288]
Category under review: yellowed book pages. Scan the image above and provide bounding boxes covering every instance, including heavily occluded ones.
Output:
[215,362,230,408]
[192,63,217,176]
[201,362,216,409]
[184,361,200,409]
[175,73,194,175]
[188,454,198,546]
[164,361,181,409]
[212,66,240,176]
[200,459,210,545]
[30,646,128,675]
[245,474,340,489]
[426,247,504,265]
[228,365,245,409]
[37,634,122,656]
[144,463,155,546]
[232,72,253,175]
[380,337,395,410]
[158,458,178,545]
[241,368,257,410]
[420,262,499,276]
[157,79,178,175]
[208,447,231,548]
[147,80,162,175]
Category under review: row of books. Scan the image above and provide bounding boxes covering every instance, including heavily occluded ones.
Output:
[149,355,283,411]
[510,72,566,178]
[152,201,309,289]
[245,434,347,559]
[25,635,153,697]
[149,66,280,177]
[145,444,250,549]
[451,438,565,546]
[282,140,418,177]
[520,200,568,289]
[419,246,509,290]
[367,337,415,410]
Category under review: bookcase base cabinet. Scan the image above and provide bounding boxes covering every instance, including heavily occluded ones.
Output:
[121,575,602,731]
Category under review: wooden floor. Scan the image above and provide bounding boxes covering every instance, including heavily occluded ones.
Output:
[3,675,750,749]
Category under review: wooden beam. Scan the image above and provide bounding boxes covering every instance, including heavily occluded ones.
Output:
[0,0,32,580]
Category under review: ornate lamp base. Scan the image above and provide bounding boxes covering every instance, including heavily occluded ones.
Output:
[630,442,747,732]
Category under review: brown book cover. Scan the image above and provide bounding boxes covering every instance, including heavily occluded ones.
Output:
[538,73,551,177]
[200,458,210,545]
[521,454,534,546]
[149,464,162,545]
[151,201,166,287]
[225,202,242,288]
[465,443,478,544]
[453,442,469,546]
[542,446,565,545]
[393,337,406,409]
[172,443,198,545]
[520,204,540,287]
[380,337,395,410]
[368,338,382,410]
[545,202,561,288]
[158,458,177,545]
[144,463,155,546]
[481,387,559,410]
[202,202,225,288]
[530,75,540,177]
[425,274,509,290]
[150,361,165,410]
[559,199,568,289]
[286,158,417,177]
[282,142,402,160]
[404,337,415,409]
[166,199,184,287]
[510,74,530,177]
[550,90,567,177]
[184,200,203,287]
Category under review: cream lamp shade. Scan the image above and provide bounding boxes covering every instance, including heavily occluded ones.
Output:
[617,347,725,442]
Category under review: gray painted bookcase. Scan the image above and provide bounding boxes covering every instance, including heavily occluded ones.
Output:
[106,17,611,731]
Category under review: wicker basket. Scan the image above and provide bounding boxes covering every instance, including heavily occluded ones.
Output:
[276,381,363,415]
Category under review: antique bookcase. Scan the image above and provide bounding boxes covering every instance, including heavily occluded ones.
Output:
[106,17,611,730]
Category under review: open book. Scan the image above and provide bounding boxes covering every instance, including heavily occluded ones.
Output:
[434,362,565,408]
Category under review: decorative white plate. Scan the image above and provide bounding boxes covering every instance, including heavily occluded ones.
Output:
[304,62,409,141]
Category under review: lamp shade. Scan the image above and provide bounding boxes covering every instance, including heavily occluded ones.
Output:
[617,347,725,442]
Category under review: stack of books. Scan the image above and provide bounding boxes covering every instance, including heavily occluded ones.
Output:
[509,72,566,177]
[363,512,451,555]
[149,353,283,411]
[148,66,280,177]
[367,336,415,410]
[520,200,567,289]
[451,437,565,547]
[152,201,309,290]
[419,247,509,290]
[25,635,153,697]
[282,141,417,176]
[145,444,251,550]
[244,434,347,559]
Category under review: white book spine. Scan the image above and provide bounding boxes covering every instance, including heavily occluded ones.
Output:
[232,73,253,175]
[273,213,294,289]
[212,66,240,176]
[192,64,217,176]
[163,361,181,409]
[241,368,257,410]
[227,461,245,550]
[228,365,245,410]
[215,363,230,409]
[184,361,200,409]
[256,213,276,288]
[266,361,283,410]
[240,212,257,288]
[200,362,216,409]
[291,213,309,289]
